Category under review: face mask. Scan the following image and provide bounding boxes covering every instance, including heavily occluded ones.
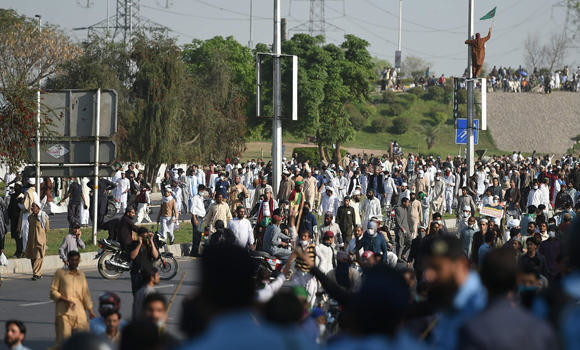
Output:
[518,285,537,294]
[367,229,376,237]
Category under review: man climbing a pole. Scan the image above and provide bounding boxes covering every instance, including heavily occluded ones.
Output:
[465,27,492,78]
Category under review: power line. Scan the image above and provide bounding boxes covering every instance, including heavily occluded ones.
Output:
[141,3,269,21]
[192,0,269,19]
[361,0,464,33]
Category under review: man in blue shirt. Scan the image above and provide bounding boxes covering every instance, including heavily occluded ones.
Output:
[299,201,317,237]
[423,235,487,350]
[214,173,230,199]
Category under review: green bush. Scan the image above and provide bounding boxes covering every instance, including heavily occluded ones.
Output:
[358,103,376,119]
[293,147,347,165]
[408,86,425,98]
[422,86,447,103]
[371,118,390,133]
[396,93,417,106]
[391,116,409,134]
[382,91,396,104]
[350,112,367,131]
[388,103,405,116]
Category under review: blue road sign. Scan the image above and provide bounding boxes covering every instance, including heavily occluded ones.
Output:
[455,118,479,145]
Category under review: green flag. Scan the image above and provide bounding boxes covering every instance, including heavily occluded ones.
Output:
[480,7,497,20]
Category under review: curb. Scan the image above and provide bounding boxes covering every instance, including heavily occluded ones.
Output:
[0,243,193,277]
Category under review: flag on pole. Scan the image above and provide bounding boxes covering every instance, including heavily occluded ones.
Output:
[480,7,496,20]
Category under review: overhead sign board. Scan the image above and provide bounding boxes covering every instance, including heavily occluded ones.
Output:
[41,89,118,137]
[23,166,115,178]
[31,141,116,164]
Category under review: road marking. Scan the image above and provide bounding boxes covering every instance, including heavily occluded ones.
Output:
[153,284,174,289]
[19,301,53,307]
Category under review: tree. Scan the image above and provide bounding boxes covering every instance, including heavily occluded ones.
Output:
[182,37,249,164]
[422,124,440,150]
[0,86,52,170]
[542,32,568,72]
[0,10,79,169]
[524,33,543,71]
[523,32,568,72]
[401,56,430,80]
[128,33,190,184]
[0,9,80,88]
[280,34,373,164]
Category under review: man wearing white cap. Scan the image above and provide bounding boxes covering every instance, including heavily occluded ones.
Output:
[383,170,398,209]
[303,169,318,209]
[361,189,381,230]
[457,205,472,232]
[431,171,445,214]
[414,169,430,197]
[25,201,48,280]
[397,182,410,206]
[114,172,130,214]
[318,186,339,218]
[350,189,362,226]
[19,179,38,251]
[157,186,178,244]
[443,167,456,215]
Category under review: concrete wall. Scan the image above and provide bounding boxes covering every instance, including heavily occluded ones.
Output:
[487,91,580,154]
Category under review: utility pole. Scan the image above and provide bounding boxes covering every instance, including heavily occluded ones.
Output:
[249,0,254,48]
[396,0,402,71]
[272,0,282,196]
[466,0,475,176]
[35,15,41,195]
[397,0,402,52]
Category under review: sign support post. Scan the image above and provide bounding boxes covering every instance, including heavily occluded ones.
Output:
[92,89,101,245]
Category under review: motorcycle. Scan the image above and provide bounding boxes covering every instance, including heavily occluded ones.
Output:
[95,231,179,280]
[105,194,119,219]
[249,250,283,281]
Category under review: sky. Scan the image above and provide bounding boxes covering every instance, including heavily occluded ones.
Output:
[3,0,577,75]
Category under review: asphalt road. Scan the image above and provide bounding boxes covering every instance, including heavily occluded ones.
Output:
[0,256,200,350]
[50,202,192,229]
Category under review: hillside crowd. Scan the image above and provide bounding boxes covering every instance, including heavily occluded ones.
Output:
[3,150,580,350]
[485,65,580,93]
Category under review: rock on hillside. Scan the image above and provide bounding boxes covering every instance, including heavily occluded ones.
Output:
[487,91,580,154]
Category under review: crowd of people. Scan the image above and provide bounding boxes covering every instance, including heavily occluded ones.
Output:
[3,150,580,349]
[485,65,580,93]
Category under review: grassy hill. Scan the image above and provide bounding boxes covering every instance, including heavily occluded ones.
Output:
[261,85,501,158]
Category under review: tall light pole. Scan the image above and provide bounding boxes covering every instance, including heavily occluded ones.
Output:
[272,0,282,196]
[466,0,475,176]
[35,15,41,195]
[397,0,402,51]
[249,0,254,48]
[395,0,402,72]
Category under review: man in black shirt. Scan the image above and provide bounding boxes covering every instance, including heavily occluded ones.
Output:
[118,207,139,251]
[87,177,116,229]
[60,178,86,226]
[128,227,159,295]
[7,182,22,257]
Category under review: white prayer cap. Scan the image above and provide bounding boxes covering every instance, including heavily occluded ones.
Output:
[32,199,42,208]
[507,218,520,228]
[463,205,471,211]
[353,190,361,195]
[325,186,334,192]
[401,182,408,187]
